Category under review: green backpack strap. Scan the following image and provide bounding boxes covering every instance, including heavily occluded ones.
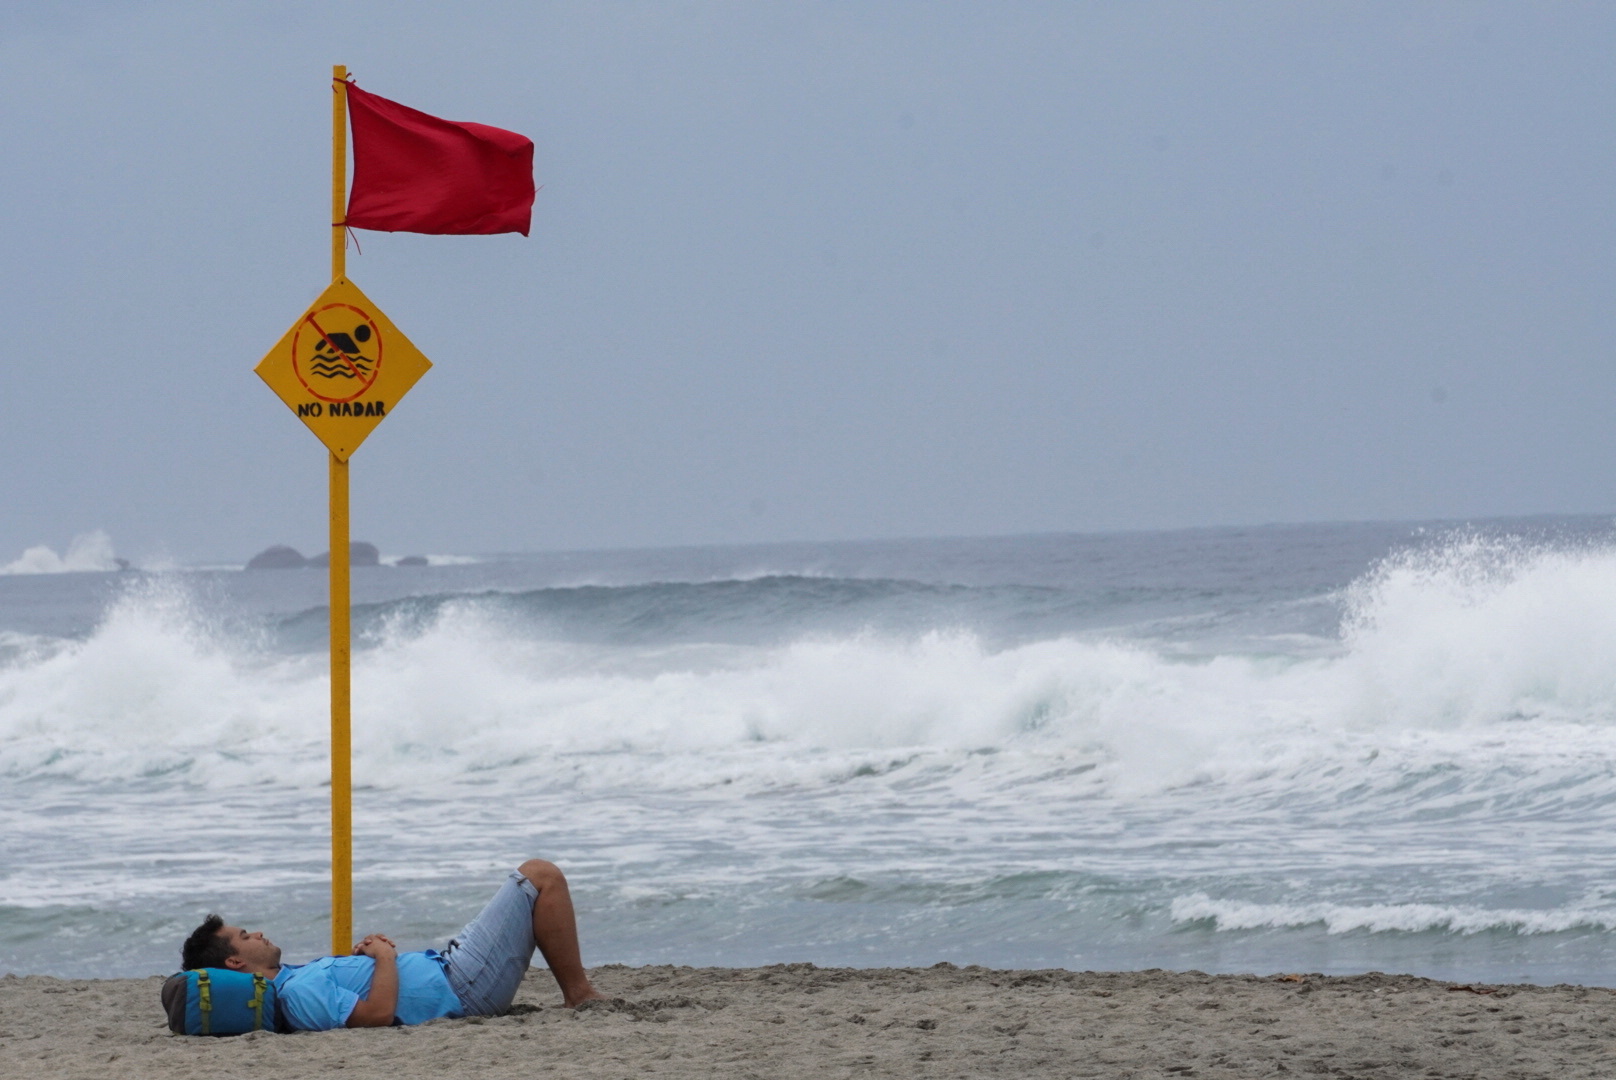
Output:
[197,970,212,1035]
[248,974,267,1031]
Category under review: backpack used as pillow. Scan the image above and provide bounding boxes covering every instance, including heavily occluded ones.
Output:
[162,968,286,1035]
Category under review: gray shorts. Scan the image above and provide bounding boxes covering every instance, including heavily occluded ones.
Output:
[438,870,539,1016]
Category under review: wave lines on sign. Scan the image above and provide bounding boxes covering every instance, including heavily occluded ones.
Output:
[309,363,371,379]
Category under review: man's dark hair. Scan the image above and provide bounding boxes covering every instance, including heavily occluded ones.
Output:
[181,914,235,971]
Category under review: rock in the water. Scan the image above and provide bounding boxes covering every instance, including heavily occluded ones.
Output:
[396,555,429,567]
[246,545,308,570]
[308,542,381,568]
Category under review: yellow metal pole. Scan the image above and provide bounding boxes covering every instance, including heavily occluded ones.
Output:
[332,65,348,282]
[328,63,353,958]
[328,452,352,957]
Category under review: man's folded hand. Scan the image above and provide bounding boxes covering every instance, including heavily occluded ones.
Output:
[352,934,397,960]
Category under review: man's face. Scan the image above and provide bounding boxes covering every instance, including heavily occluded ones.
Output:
[218,925,281,974]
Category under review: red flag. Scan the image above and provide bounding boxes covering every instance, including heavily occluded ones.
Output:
[344,81,535,236]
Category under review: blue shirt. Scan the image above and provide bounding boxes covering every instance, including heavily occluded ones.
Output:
[273,951,463,1030]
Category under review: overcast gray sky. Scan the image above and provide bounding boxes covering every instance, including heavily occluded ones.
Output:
[1,2,1613,563]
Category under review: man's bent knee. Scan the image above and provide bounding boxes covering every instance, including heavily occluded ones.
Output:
[518,859,565,891]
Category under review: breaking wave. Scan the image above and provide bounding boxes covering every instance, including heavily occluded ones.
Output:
[3,534,1616,805]
[2,530,123,574]
[1170,893,1616,936]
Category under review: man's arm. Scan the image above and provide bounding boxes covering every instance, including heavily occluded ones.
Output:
[345,935,399,1028]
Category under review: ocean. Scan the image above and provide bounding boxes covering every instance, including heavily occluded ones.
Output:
[5,517,1616,985]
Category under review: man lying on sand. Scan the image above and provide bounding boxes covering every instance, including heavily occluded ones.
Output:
[175,859,604,1030]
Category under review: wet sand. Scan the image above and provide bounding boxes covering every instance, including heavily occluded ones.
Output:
[4,963,1616,1079]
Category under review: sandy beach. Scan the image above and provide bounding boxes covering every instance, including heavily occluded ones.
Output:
[5,964,1616,1079]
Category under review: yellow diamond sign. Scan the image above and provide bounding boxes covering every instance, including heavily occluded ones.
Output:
[255,278,432,460]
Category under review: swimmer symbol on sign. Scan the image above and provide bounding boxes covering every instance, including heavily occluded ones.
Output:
[292,304,383,403]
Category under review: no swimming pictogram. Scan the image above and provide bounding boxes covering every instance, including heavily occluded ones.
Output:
[293,303,384,402]
[255,277,432,460]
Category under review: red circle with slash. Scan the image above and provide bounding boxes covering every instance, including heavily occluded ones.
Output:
[292,303,384,403]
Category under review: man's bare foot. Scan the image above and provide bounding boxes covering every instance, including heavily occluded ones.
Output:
[563,987,608,1009]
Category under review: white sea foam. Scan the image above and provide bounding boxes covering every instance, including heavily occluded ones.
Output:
[373,553,481,567]
[1,530,122,574]
[1337,535,1616,731]
[0,579,328,785]
[1170,893,1616,936]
